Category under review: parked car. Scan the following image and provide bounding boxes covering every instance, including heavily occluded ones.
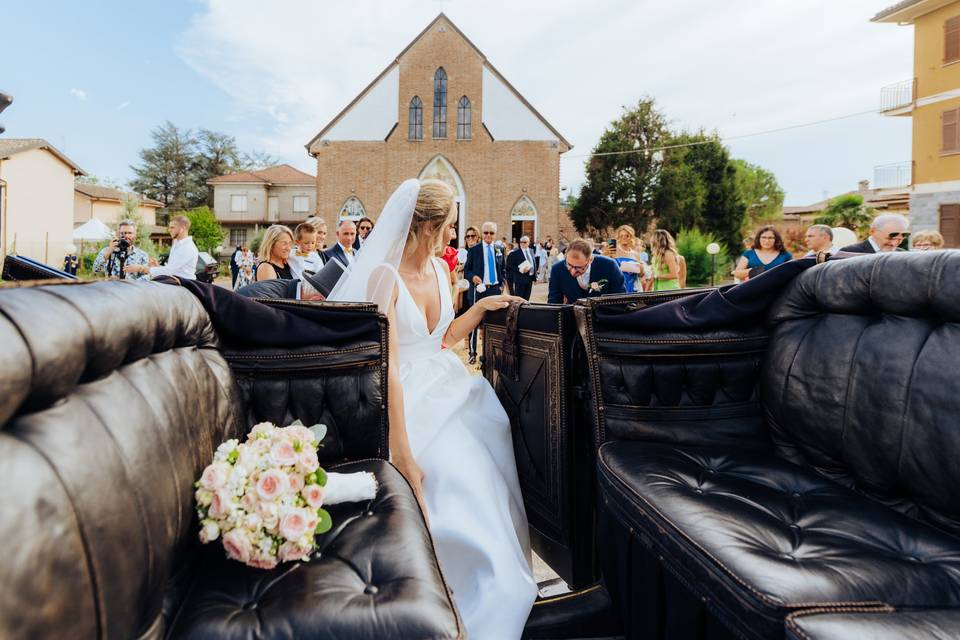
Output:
[158,250,220,283]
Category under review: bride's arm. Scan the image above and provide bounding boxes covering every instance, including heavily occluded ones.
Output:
[385,287,427,512]
[443,293,518,345]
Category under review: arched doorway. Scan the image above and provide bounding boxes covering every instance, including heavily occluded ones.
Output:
[418,154,466,247]
[338,195,366,221]
[510,195,538,244]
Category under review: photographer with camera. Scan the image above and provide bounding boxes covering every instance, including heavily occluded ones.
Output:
[92,219,150,281]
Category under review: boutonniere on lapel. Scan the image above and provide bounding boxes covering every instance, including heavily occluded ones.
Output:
[589,279,609,294]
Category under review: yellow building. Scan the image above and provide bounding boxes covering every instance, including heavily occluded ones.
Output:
[874,0,960,246]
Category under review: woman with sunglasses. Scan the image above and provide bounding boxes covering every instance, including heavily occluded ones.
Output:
[353,216,374,251]
[456,226,481,317]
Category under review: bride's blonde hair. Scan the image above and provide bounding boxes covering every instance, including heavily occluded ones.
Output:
[406,179,456,257]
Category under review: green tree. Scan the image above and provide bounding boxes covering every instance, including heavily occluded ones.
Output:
[676,227,730,286]
[733,159,784,231]
[813,194,875,234]
[195,129,242,206]
[239,149,278,171]
[183,206,227,253]
[129,121,201,211]
[570,99,670,234]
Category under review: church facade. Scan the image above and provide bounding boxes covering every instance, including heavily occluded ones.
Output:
[306,14,573,246]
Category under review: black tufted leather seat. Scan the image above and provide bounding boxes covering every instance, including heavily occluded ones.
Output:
[785,607,960,640]
[581,253,960,639]
[0,280,461,640]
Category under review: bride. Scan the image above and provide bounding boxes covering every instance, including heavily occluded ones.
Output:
[329,178,537,638]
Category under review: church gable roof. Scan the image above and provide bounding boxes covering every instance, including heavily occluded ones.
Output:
[306,13,570,152]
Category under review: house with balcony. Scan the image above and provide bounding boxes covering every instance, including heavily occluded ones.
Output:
[874,0,960,246]
[207,164,316,247]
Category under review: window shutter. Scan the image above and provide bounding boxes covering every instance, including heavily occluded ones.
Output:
[940,204,960,248]
[944,108,959,153]
[946,16,960,63]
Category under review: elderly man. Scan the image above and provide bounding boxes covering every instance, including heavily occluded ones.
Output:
[506,235,538,300]
[841,214,909,254]
[92,219,150,280]
[324,219,357,266]
[463,221,506,364]
[803,224,833,256]
[548,238,626,304]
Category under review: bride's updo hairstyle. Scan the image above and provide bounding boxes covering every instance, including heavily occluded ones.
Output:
[406,179,456,257]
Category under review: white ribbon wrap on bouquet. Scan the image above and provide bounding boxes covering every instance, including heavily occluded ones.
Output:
[324,471,378,504]
[518,260,533,274]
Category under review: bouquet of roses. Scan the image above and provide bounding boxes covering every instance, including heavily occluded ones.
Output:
[195,420,377,569]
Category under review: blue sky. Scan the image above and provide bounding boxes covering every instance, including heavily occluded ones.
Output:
[4,1,914,205]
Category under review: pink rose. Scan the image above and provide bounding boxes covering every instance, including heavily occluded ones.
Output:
[199,462,230,490]
[305,511,319,534]
[279,508,310,541]
[240,491,257,512]
[222,529,252,564]
[208,489,232,520]
[296,450,319,474]
[248,555,278,570]
[279,540,313,562]
[256,469,288,501]
[288,473,305,494]
[270,440,298,467]
[303,484,326,509]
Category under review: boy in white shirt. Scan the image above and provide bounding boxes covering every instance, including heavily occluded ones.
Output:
[288,222,321,280]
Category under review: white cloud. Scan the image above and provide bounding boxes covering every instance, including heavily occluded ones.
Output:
[176,0,913,204]
[117,101,130,110]
[70,87,87,100]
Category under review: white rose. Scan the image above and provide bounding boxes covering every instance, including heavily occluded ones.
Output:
[199,520,220,543]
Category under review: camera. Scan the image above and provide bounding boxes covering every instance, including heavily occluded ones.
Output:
[117,237,131,252]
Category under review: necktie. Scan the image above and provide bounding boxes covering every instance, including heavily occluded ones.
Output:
[486,244,496,285]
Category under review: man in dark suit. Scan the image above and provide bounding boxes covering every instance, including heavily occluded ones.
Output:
[548,238,626,304]
[506,235,538,300]
[463,221,506,364]
[229,244,242,288]
[841,214,909,254]
[324,220,357,266]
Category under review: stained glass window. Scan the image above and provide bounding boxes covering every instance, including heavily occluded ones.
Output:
[408,96,423,140]
[457,96,471,140]
[433,68,447,139]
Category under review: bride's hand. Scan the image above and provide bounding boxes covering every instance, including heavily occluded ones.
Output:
[477,294,525,312]
[394,454,428,523]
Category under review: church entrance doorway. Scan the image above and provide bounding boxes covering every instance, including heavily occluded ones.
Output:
[510,195,538,245]
[419,155,466,247]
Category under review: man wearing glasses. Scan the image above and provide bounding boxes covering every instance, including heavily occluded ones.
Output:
[463,221,506,364]
[841,214,909,253]
[547,238,625,304]
[353,216,374,251]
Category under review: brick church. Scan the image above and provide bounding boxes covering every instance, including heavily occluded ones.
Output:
[305,13,573,246]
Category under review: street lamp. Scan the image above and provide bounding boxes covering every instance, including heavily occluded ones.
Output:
[706,242,720,287]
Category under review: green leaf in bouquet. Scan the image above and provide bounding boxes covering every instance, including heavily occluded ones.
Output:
[289,419,304,427]
[316,467,327,487]
[309,423,327,442]
[315,508,332,534]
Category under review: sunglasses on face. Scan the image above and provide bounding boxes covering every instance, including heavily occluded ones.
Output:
[887,232,909,240]
[465,234,477,239]
[482,231,496,236]
[359,225,372,231]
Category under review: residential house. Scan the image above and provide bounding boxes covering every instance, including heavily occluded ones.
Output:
[305,13,574,247]
[780,180,911,226]
[74,182,164,230]
[207,164,316,248]
[0,138,85,267]
[873,0,960,246]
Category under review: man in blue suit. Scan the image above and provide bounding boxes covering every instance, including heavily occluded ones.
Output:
[323,220,357,267]
[463,221,506,364]
[548,238,626,304]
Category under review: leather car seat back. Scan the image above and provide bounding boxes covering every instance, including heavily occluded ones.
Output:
[764,252,960,536]
[0,281,243,639]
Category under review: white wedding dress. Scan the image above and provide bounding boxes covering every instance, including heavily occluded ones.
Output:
[393,257,537,639]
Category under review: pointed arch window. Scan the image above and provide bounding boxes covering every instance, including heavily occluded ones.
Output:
[433,68,447,138]
[339,196,366,221]
[456,96,471,140]
[408,96,423,140]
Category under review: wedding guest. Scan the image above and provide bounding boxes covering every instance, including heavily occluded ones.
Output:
[288,222,321,279]
[255,224,294,281]
[305,216,328,249]
[464,221,506,364]
[62,245,79,275]
[125,215,198,280]
[506,235,538,300]
[803,224,833,256]
[613,224,646,293]
[841,214,910,253]
[457,226,481,317]
[93,219,149,280]
[535,240,548,282]
[546,246,560,281]
[647,229,682,290]
[324,219,357,266]
[733,225,791,281]
[234,243,255,289]
[354,216,374,251]
[912,230,944,251]
[547,238,626,303]
[229,244,242,287]
[441,224,459,273]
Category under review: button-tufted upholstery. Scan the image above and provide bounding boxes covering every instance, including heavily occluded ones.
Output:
[0,280,460,640]
[581,253,960,639]
[785,607,960,640]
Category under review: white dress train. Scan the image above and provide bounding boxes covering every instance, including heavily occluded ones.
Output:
[394,258,537,639]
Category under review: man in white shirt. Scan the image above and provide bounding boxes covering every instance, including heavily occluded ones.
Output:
[126,214,199,280]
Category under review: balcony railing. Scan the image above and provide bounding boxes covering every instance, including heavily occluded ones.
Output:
[879,79,916,113]
[873,161,913,189]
